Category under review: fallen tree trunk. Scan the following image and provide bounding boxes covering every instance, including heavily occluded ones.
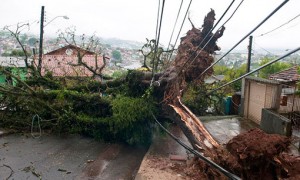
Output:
[154,9,224,153]
[151,9,300,179]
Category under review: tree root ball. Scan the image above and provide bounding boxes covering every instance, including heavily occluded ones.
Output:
[226,128,298,179]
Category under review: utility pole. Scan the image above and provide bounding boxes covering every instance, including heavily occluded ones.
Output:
[38,6,45,75]
[247,36,253,73]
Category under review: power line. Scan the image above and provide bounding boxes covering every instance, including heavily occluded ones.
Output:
[152,0,166,76]
[208,46,300,94]
[167,0,193,61]
[151,113,241,180]
[253,41,274,55]
[257,13,300,37]
[154,0,161,41]
[199,0,290,78]
[166,0,184,52]
[222,0,244,26]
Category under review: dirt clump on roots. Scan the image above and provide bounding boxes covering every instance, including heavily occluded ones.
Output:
[225,128,299,179]
[181,129,300,179]
[277,153,300,180]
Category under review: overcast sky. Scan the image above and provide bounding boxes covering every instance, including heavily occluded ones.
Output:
[1,0,299,52]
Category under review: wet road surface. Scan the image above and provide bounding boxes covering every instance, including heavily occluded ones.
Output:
[0,134,147,180]
[201,116,259,144]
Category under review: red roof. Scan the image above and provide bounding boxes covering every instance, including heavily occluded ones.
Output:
[269,66,299,82]
[45,44,95,56]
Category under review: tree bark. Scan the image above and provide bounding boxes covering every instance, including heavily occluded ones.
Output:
[153,9,225,154]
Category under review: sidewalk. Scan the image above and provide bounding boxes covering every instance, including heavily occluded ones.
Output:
[135,125,190,180]
[135,116,298,179]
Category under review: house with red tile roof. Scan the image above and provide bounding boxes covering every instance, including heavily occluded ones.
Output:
[39,44,104,77]
[269,66,300,114]
[269,66,299,84]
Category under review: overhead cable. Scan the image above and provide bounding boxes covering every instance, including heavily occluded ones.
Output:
[199,0,290,78]
[166,0,184,52]
[221,0,244,26]
[208,46,300,94]
[167,0,193,61]
[253,41,274,55]
[258,13,300,37]
[152,0,166,76]
[154,0,161,41]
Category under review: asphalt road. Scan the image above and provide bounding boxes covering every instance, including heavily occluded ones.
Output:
[0,134,147,180]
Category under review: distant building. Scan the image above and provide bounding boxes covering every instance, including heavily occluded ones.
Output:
[40,44,104,77]
[0,56,29,85]
[269,66,299,85]
[269,66,300,113]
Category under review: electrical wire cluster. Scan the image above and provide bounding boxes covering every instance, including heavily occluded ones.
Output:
[153,0,298,93]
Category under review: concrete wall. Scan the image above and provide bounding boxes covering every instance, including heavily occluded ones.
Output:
[261,108,292,136]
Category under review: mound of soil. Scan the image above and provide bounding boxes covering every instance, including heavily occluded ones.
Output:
[226,128,298,179]
[278,153,300,180]
[227,128,290,161]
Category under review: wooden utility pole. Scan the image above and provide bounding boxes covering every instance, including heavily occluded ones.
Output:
[247,36,253,73]
[38,6,45,75]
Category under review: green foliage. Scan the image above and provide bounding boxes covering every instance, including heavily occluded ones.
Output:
[140,38,170,72]
[258,57,292,78]
[20,34,28,44]
[182,83,224,115]
[126,70,149,97]
[0,76,158,145]
[214,64,247,93]
[109,95,157,145]
[111,95,155,128]
[0,58,159,145]
[28,37,38,46]
[25,73,62,90]
[182,84,209,115]
[111,70,128,79]
[1,52,11,56]
[112,50,122,61]
[10,49,31,57]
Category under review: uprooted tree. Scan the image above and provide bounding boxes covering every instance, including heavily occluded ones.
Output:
[1,9,300,179]
[160,9,300,179]
[131,9,300,179]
